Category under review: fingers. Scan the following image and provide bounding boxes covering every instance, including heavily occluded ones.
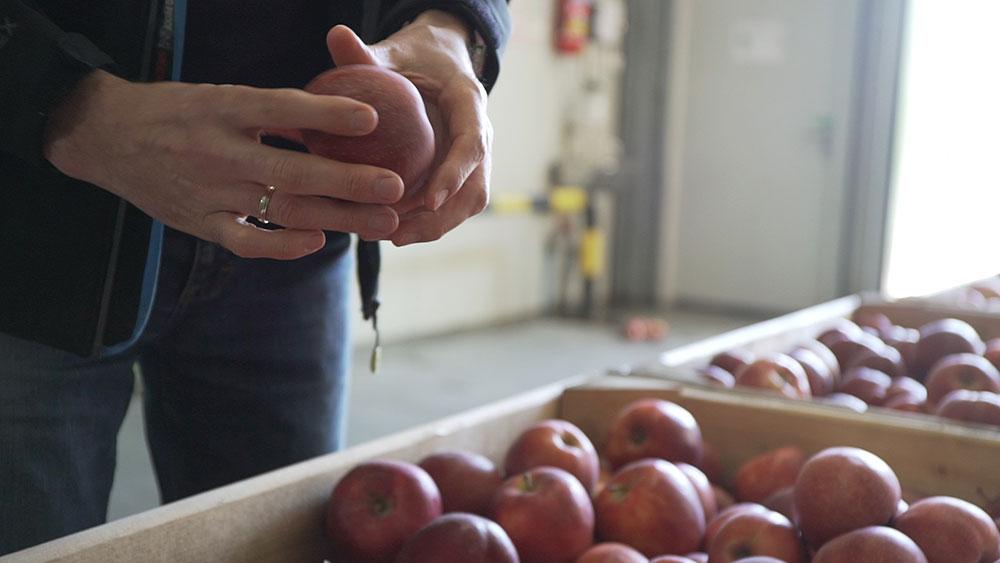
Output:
[205,213,327,260]
[235,142,404,204]
[222,183,399,239]
[225,85,378,136]
[422,79,491,211]
[391,162,489,246]
[326,25,382,66]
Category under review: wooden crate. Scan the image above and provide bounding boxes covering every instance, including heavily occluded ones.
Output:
[8,376,1000,563]
[636,295,1000,430]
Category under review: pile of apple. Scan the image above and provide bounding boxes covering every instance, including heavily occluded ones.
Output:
[322,398,1000,562]
[937,278,1000,312]
[701,312,1000,428]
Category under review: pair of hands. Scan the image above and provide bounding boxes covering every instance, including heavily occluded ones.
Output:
[43,10,492,259]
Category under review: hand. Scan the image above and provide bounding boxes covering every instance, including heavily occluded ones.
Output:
[326,11,492,246]
[43,70,405,260]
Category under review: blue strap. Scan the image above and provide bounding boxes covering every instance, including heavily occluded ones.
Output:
[102,0,185,355]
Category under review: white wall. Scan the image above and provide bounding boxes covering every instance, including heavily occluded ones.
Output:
[350,1,594,345]
[659,0,860,313]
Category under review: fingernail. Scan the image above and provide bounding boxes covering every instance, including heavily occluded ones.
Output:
[368,212,395,233]
[396,233,420,246]
[432,190,449,210]
[374,177,402,202]
[351,108,377,132]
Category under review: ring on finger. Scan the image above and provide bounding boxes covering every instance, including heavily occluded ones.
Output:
[258,185,278,224]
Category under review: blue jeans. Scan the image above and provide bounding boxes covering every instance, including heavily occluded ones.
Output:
[0,228,353,554]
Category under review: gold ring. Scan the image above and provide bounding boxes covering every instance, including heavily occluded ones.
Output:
[258,185,277,224]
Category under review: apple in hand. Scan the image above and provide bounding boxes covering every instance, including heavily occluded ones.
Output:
[504,419,600,492]
[812,526,927,563]
[604,399,703,468]
[838,367,892,405]
[924,353,1000,405]
[419,450,503,515]
[325,460,442,563]
[707,508,806,563]
[936,390,1000,426]
[734,446,807,504]
[735,354,811,400]
[302,65,435,201]
[594,459,705,556]
[577,543,648,563]
[894,496,1000,563]
[913,319,985,379]
[395,513,519,563]
[794,447,901,548]
[490,466,594,563]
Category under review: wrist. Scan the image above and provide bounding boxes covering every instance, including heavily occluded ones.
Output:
[43,70,124,183]
[410,10,487,82]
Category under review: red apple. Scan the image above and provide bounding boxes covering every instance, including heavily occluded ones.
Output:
[884,394,927,414]
[302,67,432,205]
[925,353,1000,405]
[326,460,442,562]
[761,487,797,523]
[884,326,920,374]
[812,526,927,563]
[698,442,723,484]
[838,367,892,405]
[677,462,718,522]
[604,399,703,468]
[817,392,869,413]
[729,558,785,563]
[701,366,736,388]
[594,459,705,556]
[794,447,901,547]
[894,496,1000,563]
[577,543,648,563]
[683,554,708,563]
[847,345,906,379]
[886,376,928,403]
[829,332,885,373]
[395,512,519,563]
[817,319,864,349]
[419,450,502,515]
[936,390,1000,426]
[790,348,835,396]
[710,350,755,377]
[705,504,772,547]
[303,65,435,201]
[897,498,910,517]
[707,509,806,563]
[852,311,893,334]
[914,319,986,379]
[796,340,842,386]
[985,338,1000,371]
[504,419,600,492]
[490,466,594,563]
[649,557,693,563]
[735,355,811,400]
[714,485,736,512]
[734,446,807,504]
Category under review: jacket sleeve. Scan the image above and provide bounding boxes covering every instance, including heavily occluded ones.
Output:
[0,0,115,165]
[375,0,511,93]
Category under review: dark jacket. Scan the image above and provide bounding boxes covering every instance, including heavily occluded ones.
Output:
[0,0,510,356]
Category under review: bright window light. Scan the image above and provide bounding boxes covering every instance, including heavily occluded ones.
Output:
[883,0,1000,298]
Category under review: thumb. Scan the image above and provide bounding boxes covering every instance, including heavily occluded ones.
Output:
[326,25,381,66]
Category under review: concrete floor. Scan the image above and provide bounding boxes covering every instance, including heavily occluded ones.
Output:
[106,309,755,520]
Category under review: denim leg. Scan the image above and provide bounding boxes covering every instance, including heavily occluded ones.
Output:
[0,336,135,554]
[139,242,353,503]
